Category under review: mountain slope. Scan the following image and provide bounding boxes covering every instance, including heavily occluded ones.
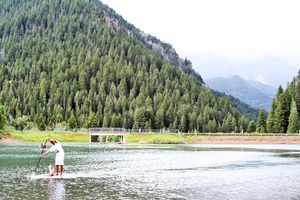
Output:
[212,90,260,120]
[0,0,255,133]
[206,75,276,111]
[247,80,277,98]
[99,1,203,83]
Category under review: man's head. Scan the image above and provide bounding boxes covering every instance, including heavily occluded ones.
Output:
[50,139,57,145]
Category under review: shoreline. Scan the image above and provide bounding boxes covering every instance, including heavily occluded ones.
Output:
[185,136,300,144]
[0,135,19,144]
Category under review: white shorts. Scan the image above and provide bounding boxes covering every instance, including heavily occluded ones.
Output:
[55,153,64,165]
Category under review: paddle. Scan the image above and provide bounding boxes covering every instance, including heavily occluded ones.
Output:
[34,138,48,172]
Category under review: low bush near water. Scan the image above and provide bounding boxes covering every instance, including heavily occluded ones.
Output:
[150,136,182,144]
[125,134,183,144]
[106,135,121,143]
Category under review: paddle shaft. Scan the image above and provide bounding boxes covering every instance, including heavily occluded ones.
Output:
[34,139,48,172]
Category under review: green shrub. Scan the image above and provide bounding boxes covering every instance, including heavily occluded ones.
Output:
[150,136,182,144]
[105,135,120,143]
[125,134,183,144]
[112,136,120,143]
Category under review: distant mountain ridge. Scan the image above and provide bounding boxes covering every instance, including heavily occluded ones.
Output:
[247,80,277,98]
[191,52,298,88]
[205,75,276,111]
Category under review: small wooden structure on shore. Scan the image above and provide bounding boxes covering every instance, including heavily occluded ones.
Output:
[89,128,126,143]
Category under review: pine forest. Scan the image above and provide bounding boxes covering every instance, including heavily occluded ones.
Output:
[0,0,259,133]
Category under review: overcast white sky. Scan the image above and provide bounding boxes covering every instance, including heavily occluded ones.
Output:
[101,0,300,85]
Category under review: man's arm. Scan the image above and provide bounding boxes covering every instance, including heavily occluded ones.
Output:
[42,151,50,156]
[43,145,56,156]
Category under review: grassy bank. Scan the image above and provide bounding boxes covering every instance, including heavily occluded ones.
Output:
[0,130,10,138]
[125,134,183,144]
[8,130,89,142]
[5,130,183,144]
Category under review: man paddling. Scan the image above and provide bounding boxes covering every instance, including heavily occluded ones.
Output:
[43,139,65,176]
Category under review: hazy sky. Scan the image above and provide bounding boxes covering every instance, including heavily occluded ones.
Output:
[101,0,300,85]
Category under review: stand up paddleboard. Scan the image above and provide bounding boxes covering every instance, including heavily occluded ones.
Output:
[28,173,80,179]
[28,174,63,179]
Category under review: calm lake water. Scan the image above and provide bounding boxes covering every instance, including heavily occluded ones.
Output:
[1,143,300,200]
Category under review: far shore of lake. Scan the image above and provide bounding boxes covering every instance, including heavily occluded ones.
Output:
[2,130,300,145]
[0,135,19,144]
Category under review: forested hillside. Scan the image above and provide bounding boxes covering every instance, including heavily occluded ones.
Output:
[259,72,300,133]
[0,0,255,132]
[213,91,259,120]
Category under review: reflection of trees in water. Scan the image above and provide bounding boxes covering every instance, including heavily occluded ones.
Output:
[48,179,66,200]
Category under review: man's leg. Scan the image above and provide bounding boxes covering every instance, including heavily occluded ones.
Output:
[55,165,59,175]
[60,165,63,176]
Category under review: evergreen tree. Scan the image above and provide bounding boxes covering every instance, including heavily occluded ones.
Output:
[247,120,256,133]
[84,112,98,128]
[179,115,188,133]
[133,108,148,129]
[222,114,232,133]
[36,113,46,131]
[197,115,204,133]
[208,119,217,133]
[122,118,128,129]
[295,71,300,114]
[234,126,239,133]
[230,117,237,132]
[276,85,284,99]
[102,113,110,128]
[287,100,299,133]
[266,100,277,133]
[189,112,197,132]
[110,113,120,128]
[16,115,29,131]
[145,119,152,129]
[68,112,78,130]
[0,105,6,129]
[53,104,64,124]
[171,117,178,129]
[275,91,291,133]
[256,110,266,133]
[238,115,249,133]
[155,109,164,129]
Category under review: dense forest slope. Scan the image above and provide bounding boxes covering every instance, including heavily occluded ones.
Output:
[0,0,255,132]
[262,72,300,133]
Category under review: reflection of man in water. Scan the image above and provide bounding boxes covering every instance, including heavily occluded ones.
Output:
[48,179,66,200]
